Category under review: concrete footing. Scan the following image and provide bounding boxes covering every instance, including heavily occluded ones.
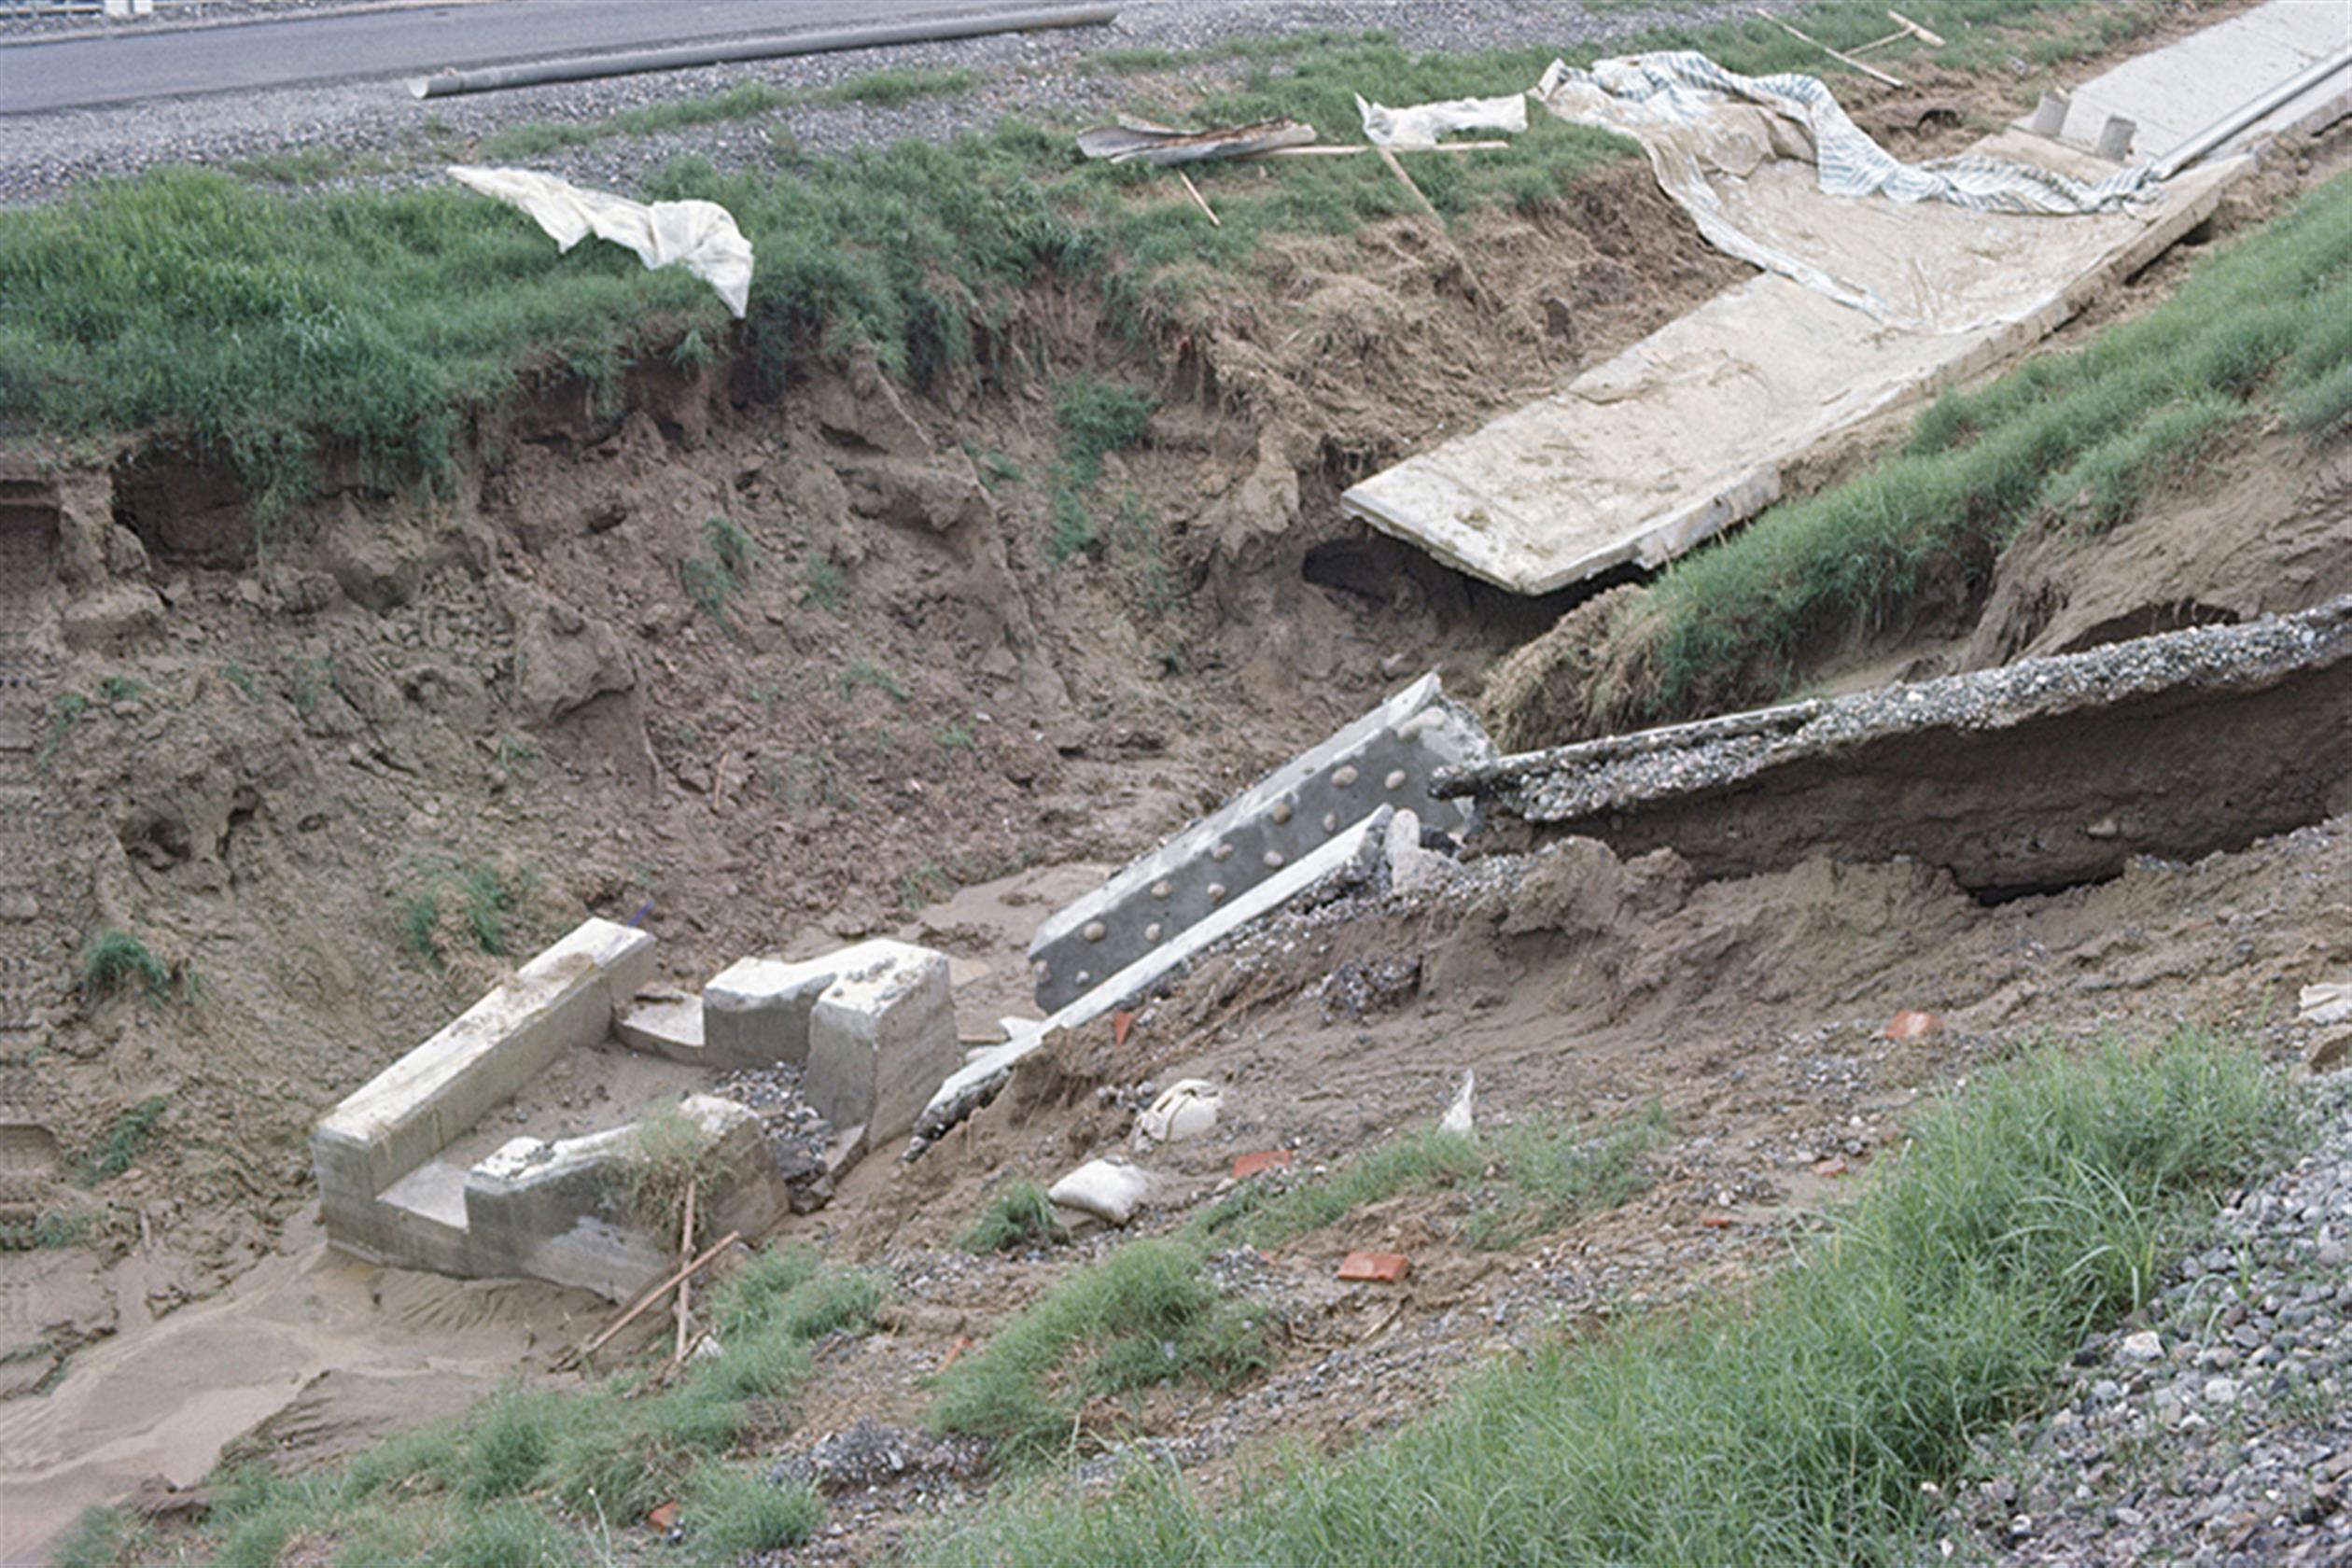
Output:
[313,917,964,1297]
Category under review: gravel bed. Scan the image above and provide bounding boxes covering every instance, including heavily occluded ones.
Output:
[4,0,1807,204]
[1935,1069,2352,1567]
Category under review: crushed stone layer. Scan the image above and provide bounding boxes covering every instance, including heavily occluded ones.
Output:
[1439,595,2352,894]
[1939,1071,2352,1567]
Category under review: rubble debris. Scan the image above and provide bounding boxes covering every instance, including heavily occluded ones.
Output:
[1883,1010,1943,1042]
[1441,598,2352,898]
[2303,982,2352,1026]
[1337,1251,1412,1283]
[1232,1150,1293,1182]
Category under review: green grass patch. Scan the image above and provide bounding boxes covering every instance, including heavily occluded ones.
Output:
[1615,168,2352,723]
[1047,375,1155,565]
[961,1180,1065,1253]
[680,512,757,629]
[815,66,978,107]
[480,79,796,161]
[1191,1107,1665,1253]
[839,654,909,703]
[78,930,172,1009]
[918,1030,2286,1566]
[930,1237,1275,1461]
[81,1096,168,1184]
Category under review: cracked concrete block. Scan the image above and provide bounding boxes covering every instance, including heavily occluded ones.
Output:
[804,941,958,1146]
[702,955,841,1070]
[1384,807,1456,895]
[1028,673,1493,1011]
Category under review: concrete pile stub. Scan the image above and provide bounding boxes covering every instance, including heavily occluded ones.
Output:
[1028,673,1492,1011]
[803,940,959,1147]
[701,954,841,1070]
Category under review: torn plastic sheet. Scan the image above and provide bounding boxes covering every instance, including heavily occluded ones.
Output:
[449,165,753,317]
[1075,117,1318,164]
[1533,51,2160,332]
[1354,91,1528,147]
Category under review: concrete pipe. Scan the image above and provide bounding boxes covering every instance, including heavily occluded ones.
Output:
[411,5,1118,99]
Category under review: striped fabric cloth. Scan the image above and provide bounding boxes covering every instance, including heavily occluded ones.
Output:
[1578,51,2155,216]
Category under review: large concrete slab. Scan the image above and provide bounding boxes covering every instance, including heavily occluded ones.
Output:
[2029,0,2351,164]
[1438,597,2352,896]
[1341,135,2239,595]
[1028,673,1491,1011]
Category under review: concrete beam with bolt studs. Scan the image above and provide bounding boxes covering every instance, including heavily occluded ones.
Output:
[1025,672,1493,1012]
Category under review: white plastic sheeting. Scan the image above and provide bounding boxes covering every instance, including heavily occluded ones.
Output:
[1533,52,2159,332]
[449,165,754,318]
[1354,91,1528,147]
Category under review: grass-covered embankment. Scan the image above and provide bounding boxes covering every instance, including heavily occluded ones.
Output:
[919,1030,2288,1566]
[1,0,2190,518]
[1584,168,2352,729]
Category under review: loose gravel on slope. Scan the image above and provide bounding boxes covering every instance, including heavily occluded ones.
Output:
[1,0,1806,203]
[1938,1070,2352,1568]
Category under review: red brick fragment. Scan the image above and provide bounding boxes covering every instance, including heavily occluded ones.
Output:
[647,1503,680,1532]
[1337,1251,1410,1282]
[939,1335,975,1372]
[1698,1212,1736,1229]
[1883,1010,1943,1041]
[1113,1009,1136,1048]
[1231,1149,1293,1182]
[1813,1155,1849,1178]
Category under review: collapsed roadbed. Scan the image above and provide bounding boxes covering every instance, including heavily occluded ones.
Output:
[1441,595,2352,897]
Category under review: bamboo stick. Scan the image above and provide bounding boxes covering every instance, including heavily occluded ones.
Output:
[570,1230,741,1365]
[1757,11,1906,88]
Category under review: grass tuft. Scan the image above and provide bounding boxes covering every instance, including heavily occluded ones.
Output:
[961,1181,1064,1253]
[79,931,172,1007]
[930,1237,1274,1460]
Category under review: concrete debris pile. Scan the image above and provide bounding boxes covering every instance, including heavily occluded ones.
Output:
[1437,596,2352,896]
[313,921,964,1298]
[914,675,1493,1153]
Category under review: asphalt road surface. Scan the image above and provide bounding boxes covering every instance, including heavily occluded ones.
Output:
[0,0,1106,115]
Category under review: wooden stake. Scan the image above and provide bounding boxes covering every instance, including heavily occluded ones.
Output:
[1373,142,1441,220]
[1757,10,1906,88]
[1176,169,1221,227]
[1372,143,1494,308]
[1258,141,1511,158]
[672,1180,696,1364]
[569,1230,741,1366]
[1887,8,1945,48]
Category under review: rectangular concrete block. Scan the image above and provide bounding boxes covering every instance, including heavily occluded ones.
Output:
[1027,674,1493,1012]
[805,942,959,1146]
[616,992,706,1062]
[703,955,840,1070]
